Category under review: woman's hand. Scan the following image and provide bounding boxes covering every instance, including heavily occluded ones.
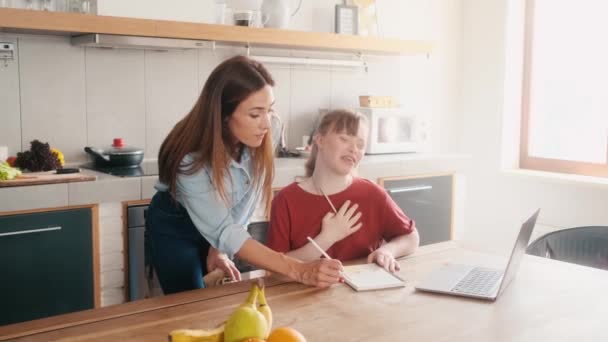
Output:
[367,248,400,272]
[293,258,344,288]
[319,200,363,245]
[207,247,241,281]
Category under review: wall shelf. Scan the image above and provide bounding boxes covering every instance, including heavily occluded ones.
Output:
[0,8,432,56]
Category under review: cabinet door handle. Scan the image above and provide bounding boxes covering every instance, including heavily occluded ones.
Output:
[0,226,62,237]
[387,185,433,194]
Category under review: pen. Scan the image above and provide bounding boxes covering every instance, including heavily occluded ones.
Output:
[313,181,338,214]
[307,236,332,259]
[307,236,351,283]
[321,191,337,214]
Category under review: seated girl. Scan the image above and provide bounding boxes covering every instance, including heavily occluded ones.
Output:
[267,109,419,272]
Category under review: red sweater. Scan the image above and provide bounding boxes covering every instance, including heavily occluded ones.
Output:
[267,178,415,261]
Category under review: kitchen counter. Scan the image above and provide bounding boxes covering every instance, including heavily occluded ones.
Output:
[0,153,470,212]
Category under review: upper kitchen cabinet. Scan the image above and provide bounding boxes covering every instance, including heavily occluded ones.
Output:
[0,8,432,56]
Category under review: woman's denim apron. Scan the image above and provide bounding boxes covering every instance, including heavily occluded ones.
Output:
[145,191,210,294]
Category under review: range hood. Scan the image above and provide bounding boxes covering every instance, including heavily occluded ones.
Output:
[71,34,213,51]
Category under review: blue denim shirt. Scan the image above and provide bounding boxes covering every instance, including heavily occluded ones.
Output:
[155,115,281,258]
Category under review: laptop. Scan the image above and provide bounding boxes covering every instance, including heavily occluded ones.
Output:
[415,209,540,301]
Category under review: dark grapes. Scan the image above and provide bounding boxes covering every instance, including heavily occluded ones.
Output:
[15,140,61,172]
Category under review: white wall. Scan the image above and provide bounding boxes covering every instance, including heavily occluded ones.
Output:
[459,0,608,253]
[0,0,463,162]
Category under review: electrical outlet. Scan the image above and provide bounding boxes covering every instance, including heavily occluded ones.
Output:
[0,42,15,62]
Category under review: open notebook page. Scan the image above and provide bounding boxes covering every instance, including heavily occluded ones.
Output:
[343,263,406,291]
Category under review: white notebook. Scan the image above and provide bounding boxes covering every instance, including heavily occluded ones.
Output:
[343,263,406,291]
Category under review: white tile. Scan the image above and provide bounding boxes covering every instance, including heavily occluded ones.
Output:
[101,287,126,307]
[144,50,198,159]
[330,67,367,110]
[0,37,21,158]
[99,216,124,236]
[141,176,158,200]
[85,48,145,154]
[272,166,304,188]
[266,65,291,147]
[18,36,87,162]
[197,49,230,92]
[101,269,124,288]
[357,161,404,182]
[99,202,123,218]
[0,184,68,212]
[366,58,402,99]
[100,232,124,255]
[100,251,124,272]
[69,177,141,205]
[288,67,331,149]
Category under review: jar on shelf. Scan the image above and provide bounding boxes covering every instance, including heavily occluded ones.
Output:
[67,0,91,14]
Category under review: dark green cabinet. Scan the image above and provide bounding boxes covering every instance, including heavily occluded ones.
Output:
[0,208,94,326]
[381,175,453,246]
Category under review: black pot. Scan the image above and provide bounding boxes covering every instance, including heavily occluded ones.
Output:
[84,138,144,168]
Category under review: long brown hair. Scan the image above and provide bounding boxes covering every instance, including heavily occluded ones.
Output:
[305,109,367,177]
[158,56,275,213]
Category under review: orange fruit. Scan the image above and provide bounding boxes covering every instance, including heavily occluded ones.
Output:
[266,327,306,342]
[242,338,266,342]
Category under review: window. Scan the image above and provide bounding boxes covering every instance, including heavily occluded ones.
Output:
[521,0,608,177]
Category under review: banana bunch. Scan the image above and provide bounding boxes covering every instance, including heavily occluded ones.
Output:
[169,325,224,342]
[168,283,272,342]
[224,283,273,342]
[257,285,272,336]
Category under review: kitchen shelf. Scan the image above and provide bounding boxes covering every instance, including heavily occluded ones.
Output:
[0,8,432,55]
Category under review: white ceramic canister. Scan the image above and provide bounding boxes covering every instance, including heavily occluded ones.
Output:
[0,146,8,162]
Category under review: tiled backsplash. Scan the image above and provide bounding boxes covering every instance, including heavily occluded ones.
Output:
[0,32,438,163]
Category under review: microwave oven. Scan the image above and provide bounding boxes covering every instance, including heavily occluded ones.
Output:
[357,107,428,154]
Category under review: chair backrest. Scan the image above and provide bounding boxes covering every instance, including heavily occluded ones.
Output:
[234,221,269,273]
[247,221,269,245]
[526,226,608,270]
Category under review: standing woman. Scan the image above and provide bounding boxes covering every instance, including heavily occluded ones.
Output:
[147,56,342,294]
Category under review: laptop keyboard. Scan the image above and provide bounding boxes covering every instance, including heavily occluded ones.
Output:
[451,267,503,296]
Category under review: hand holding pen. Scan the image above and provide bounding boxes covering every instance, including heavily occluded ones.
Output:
[307,236,351,284]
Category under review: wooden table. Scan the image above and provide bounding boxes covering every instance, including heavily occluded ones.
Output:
[2,241,608,341]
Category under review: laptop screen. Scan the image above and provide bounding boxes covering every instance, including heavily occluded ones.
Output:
[497,209,540,294]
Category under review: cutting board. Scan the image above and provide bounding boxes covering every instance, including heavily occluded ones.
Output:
[0,171,96,187]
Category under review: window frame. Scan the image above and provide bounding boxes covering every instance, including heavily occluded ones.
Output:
[520,0,608,177]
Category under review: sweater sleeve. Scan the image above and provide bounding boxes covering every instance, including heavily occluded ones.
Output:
[267,190,292,253]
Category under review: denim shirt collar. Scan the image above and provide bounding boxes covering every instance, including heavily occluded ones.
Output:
[229,147,251,168]
[229,148,252,181]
